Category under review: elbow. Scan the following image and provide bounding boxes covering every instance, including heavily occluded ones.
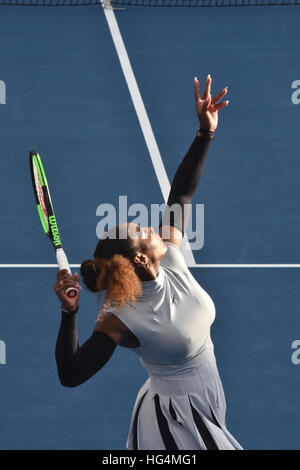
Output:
[58,377,78,388]
[57,371,81,388]
[168,192,192,208]
[59,380,79,389]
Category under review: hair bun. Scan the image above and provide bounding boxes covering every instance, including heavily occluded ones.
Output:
[80,259,100,293]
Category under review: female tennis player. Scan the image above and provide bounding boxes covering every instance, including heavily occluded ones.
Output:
[54,74,243,450]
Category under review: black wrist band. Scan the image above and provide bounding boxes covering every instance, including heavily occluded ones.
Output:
[61,305,79,314]
[197,128,215,141]
[199,127,214,135]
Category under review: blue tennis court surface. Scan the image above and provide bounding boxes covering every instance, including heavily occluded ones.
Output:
[0,4,300,449]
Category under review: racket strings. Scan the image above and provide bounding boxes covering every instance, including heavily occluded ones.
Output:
[33,161,48,228]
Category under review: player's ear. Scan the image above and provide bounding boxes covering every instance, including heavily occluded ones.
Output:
[133,253,148,267]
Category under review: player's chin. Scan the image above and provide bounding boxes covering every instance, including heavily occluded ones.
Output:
[160,240,168,257]
[156,233,165,246]
[149,237,165,257]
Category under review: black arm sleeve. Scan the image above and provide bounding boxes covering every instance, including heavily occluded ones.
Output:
[160,134,212,235]
[55,311,117,388]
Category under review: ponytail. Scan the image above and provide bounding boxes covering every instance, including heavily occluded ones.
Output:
[80,227,142,309]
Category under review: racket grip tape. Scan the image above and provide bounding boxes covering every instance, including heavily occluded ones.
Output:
[56,248,78,298]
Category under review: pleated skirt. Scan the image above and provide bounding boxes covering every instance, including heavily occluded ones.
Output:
[126,345,243,450]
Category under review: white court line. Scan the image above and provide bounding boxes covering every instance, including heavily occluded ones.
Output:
[102,3,196,267]
[194,264,300,268]
[0,265,81,268]
[1,264,300,268]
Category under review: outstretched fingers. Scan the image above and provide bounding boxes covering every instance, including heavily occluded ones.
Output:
[211,87,228,105]
[212,100,229,111]
[194,76,201,101]
[202,74,211,100]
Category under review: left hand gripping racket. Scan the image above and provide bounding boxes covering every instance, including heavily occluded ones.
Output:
[30,150,78,298]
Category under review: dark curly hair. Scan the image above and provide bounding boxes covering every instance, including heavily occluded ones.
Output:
[80,226,142,310]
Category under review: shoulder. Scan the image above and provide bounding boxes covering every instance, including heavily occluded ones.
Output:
[94,309,133,345]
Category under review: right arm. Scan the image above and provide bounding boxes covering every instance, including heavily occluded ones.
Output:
[54,270,129,388]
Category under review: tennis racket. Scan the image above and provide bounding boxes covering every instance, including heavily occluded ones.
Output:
[30,150,78,298]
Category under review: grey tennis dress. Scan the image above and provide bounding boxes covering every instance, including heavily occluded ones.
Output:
[108,242,243,450]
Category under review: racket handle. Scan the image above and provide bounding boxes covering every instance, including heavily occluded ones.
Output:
[56,248,78,298]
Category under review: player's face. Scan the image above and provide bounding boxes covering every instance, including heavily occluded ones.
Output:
[126,223,167,264]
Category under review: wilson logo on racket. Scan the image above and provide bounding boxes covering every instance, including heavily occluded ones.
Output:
[30,149,78,299]
[49,215,62,247]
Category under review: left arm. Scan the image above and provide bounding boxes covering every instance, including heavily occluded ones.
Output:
[159,75,229,247]
[53,270,120,388]
[55,310,117,388]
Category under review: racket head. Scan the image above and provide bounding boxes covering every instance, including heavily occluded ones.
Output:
[29,150,62,250]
